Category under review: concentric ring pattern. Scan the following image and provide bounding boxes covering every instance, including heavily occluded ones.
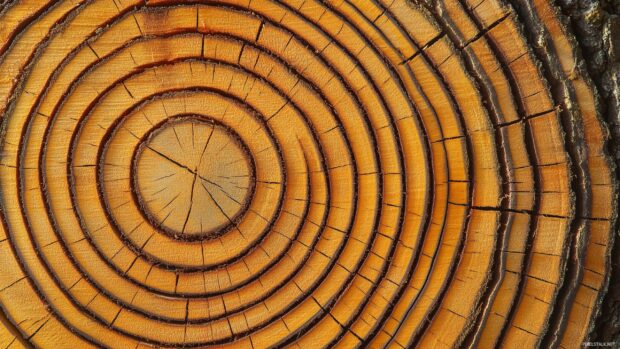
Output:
[0,0,616,348]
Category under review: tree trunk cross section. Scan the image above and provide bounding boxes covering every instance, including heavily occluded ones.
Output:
[0,0,616,348]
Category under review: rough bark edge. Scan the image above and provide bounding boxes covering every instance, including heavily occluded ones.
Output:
[555,0,620,342]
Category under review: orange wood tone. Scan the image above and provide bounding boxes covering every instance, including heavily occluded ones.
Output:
[0,0,615,348]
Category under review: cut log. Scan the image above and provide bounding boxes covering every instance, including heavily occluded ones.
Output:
[0,0,616,348]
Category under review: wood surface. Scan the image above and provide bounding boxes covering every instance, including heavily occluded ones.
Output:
[0,0,616,348]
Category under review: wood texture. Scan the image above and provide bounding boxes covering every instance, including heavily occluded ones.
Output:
[0,0,616,348]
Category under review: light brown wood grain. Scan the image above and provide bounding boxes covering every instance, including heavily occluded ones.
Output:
[0,0,615,348]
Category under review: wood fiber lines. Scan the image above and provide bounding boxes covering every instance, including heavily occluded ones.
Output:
[0,0,616,348]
